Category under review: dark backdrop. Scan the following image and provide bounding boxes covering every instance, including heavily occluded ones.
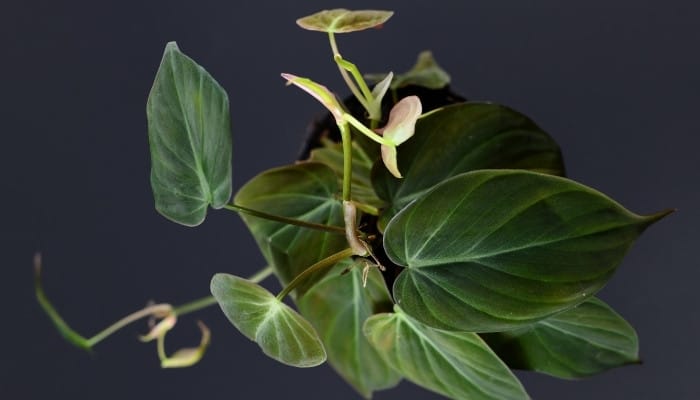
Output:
[4,1,698,399]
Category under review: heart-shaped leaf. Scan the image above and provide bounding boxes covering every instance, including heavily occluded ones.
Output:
[372,102,565,228]
[234,162,346,296]
[147,42,232,226]
[384,169,670,332]
[297,9,393,33]
[297,261,400,398]
[482,297,639,378]
[367,51,451,90]
[364,306,529,400]
[210,273,326,367]
[309,139,384,208]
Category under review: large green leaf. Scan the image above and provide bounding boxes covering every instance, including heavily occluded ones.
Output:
[364,306,529,400]
[234,162,346,296]
[297,261,400,398]
[309,139,384,208]
[384,169,670,332]
[147,42,232,226]
[210,273,326,367]
[482,297,639,378]
[372,102,564,228]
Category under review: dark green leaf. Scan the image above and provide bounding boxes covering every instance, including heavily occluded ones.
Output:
[210,273,326,367]
[372,102,565,228]
[297,261,400,398]
[482,297,639,378]
[234,162,346,296]
[364,306,529,400]
[146,42,232,226]
[384,169,670,332]
[367,51,451,90]
[309,139,384,208]
[297,9,393,33]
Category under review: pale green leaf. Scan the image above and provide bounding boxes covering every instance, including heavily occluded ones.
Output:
[211,273,326,367]
[297,9,393,33]
[147,42,232,226]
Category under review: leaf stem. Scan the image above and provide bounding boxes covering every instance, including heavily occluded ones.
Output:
[87,303,172,347]
[344,113,392,145]
[36,254,274,349]
[334,55,373,104]
[276,248,354,301]
[34,254,92,351]
[224,203,345,234]
[353,201,380,216]
[328,32,369,110]
[339,123,353,201]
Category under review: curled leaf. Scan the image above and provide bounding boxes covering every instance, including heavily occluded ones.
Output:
[161,321,211,368]
[297,9,394,33]
[282,73,345,123]
[139,314,176,342]
[367,72,393,121]
[378,96,422,178]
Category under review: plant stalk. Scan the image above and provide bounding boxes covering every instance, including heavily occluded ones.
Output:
[224,203,345,234]
[276,248,354,300]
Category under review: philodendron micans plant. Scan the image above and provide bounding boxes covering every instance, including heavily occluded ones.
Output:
[36,9,672,400]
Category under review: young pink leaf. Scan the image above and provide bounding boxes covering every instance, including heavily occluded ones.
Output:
[281,73,345,123]
[379,96,422,178]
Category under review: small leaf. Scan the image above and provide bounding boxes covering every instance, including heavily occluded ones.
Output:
[364,306,529,400]
[367,72,393,120]
[373,102,565,228]
[234,162,346,296]
[298,261,400,398]
[378,96,422,178]
[392,51,451,90]
[211,273,326,368]
[297,9,393,33]
[147,42,232,226]
[384,169,670,332]
[161,321,211,368]
[483,297,640,378]
[282,73,344,123]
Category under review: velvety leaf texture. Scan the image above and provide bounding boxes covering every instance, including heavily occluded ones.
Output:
[372,102,565,228]
[364,307,529,400]
[297,9,393,33]
[483,297,639,378]
[234,162,346,295]
[146,42,232,226]
[210,273,326,367]
[384,169,669,332]
[297,261,400,398]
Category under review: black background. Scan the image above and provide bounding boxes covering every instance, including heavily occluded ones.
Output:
[4,1,699,399]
